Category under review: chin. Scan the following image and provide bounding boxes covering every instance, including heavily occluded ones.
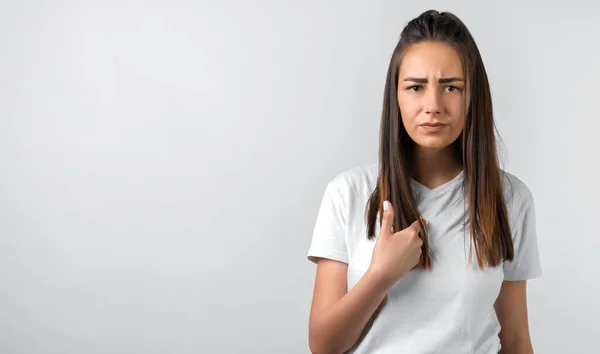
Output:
[411,135,459,150]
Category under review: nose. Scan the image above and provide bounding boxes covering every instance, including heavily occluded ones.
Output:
[424,89,442,115]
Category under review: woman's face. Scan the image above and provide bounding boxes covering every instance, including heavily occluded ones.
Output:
[397,41,470,150]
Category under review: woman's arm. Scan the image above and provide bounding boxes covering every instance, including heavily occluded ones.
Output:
[494,280,535,354]
[308,258,390,354]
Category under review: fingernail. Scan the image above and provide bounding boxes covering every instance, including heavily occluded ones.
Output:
[383,201,389,211]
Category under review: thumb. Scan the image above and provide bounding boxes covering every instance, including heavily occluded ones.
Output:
[408,217,426,235]
[381,200,395,235]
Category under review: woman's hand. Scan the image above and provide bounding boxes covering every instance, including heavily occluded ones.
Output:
[368,200,425,289]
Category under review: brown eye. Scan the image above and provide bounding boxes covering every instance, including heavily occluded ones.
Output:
[445,86,460,92]
[408,86,421,92]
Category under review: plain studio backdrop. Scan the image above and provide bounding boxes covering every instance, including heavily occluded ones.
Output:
[1,1,599,353]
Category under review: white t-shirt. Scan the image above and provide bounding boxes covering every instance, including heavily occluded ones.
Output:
[307,163,542,354]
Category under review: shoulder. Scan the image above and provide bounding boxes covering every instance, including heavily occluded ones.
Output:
[326,162,378,197]
[499,169,535,221]
[322,163,378,212]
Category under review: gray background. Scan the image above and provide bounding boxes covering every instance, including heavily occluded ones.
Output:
[1,0,599,353]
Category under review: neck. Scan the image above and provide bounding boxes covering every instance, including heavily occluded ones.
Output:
[409,144,463,189]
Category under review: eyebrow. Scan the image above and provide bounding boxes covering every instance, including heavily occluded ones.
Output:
[403,77,464,83]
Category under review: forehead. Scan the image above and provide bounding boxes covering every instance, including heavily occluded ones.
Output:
[398,41,463,77]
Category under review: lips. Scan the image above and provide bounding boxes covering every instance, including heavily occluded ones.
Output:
[419,123,447,133]
[420,122,447,127]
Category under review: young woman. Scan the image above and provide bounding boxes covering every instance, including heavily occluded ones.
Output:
[307,10,542,354]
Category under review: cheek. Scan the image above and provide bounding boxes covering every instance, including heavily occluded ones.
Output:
[448,113,466,142]
[398,97,419,125]
[445,98,467,126]
[445,96,465,114]
[451,120,465,138]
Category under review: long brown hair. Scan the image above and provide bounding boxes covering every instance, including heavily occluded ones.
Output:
[366,10,514,270]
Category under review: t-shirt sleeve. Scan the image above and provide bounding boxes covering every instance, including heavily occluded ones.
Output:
[503,183,543,281]
[307,181,349,264]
